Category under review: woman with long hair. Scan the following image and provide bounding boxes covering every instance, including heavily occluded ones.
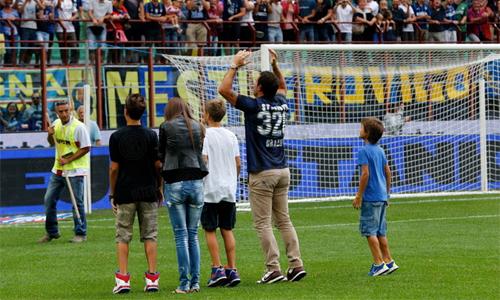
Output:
[159,97,208,294]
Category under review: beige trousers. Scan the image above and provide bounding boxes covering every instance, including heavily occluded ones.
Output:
[249,168,303,272]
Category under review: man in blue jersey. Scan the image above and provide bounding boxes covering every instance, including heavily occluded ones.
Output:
[218,50,306,284]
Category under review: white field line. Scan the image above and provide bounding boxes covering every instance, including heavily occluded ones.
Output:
[1,196,498,228]
[2,214,498,230]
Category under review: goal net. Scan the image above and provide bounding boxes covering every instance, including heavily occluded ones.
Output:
[164,44,500,201]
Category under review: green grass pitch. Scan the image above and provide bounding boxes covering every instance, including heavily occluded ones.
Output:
[1,194,499,299]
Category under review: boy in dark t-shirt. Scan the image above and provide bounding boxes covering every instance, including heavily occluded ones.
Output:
[218,49,307,285]
[109,94,162,294]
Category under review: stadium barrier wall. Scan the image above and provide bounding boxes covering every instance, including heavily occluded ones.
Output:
[1,133,499,215]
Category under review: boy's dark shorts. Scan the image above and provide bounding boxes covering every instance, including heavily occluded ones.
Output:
[201,201,236,231]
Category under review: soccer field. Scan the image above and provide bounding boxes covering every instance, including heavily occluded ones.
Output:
[1,194,499,299]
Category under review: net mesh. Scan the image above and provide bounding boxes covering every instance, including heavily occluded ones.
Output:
[164,47,500,200]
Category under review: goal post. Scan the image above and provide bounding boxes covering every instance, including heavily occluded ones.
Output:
[164,44,500,201]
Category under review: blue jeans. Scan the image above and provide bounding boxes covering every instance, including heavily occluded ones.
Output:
[36,31,50,50]
[299,25,315,42]
[268,26,283,43]
[164,28,180,54]
[164,179,204,291]
[87,26,106,49]
[44,174,87,237]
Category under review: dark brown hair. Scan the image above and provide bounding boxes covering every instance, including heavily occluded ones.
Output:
[205,99,226,122]
[125,93,146,120]
[361,117,384,144]
[164,97,198,148]
[257,71,279,99]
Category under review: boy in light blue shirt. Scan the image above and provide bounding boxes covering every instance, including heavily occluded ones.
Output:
[353,117,399,277]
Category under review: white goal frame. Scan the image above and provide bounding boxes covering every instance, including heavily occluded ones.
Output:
[260,44,500,198]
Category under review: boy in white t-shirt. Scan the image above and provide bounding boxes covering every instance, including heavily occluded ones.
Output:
[201,99,241,288]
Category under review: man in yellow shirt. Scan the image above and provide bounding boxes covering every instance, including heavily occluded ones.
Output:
[38,101,91,243]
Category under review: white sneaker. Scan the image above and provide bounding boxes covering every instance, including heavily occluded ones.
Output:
[144,272,160,292]
[113,272,131,294]
[384,261,399,275]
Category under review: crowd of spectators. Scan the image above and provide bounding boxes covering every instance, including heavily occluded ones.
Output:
[0,0,499,63]
[0,90,101,134]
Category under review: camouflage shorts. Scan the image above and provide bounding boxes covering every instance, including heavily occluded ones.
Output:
[115,202,158,243]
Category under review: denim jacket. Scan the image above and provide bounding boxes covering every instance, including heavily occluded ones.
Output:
[159,116,208,183]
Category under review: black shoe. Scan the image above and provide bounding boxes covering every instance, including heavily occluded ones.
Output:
[286,266,307,282]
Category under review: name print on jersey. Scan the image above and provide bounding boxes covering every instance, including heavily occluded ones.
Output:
[256,103,288,147]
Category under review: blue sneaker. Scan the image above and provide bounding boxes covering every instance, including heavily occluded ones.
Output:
[385,261,399,275]
[207,266,227,287]
[224,268,241,287]
[368,263,389,277]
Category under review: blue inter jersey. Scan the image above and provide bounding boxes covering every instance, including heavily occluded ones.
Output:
[357,143,388,202]
[235,93,288,173]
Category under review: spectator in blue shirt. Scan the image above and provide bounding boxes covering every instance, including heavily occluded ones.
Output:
[413,0,431,41]
[353,117,399,277]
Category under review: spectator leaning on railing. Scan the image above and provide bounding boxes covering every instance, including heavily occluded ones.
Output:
[398,0,415,41]
[380,0,397,42]
[254,0,271,42]
[334,0,354,43]
[36,0,56,63]
[107,0,129,63]
[185,0,210,54]
[0,0,20,65]
[444,0,457,42]
[281,0,298,42]
[390,0,405,41]
[413,0,431,41]
[352,0,376,42]
[467,0,493,42]
[298,0,316,42]
[57,0,79,64]
[18,0,38,65]
[310,0,334,42]
[164,0,184,54]
[239,0,254,48]
[88,0,112,62]
[221,0,245,54]
[144,0,166,61]
[207,0,222,55]
[122,0,143,62]
[267,0,283,43]
[428,0,446,42]
[454,0,468,42]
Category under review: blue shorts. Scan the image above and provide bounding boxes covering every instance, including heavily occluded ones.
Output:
[359,201,387,237]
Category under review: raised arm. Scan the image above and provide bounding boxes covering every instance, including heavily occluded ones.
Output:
[270,49,286,95]
[218,50,252,106]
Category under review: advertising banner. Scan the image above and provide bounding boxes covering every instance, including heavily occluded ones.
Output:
[2,134,499,215]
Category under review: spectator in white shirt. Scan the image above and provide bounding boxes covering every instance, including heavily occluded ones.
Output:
[334,0,353,42]
[57,0,79,64]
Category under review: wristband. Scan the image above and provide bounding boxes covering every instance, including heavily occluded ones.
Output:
[230,63,239,70]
